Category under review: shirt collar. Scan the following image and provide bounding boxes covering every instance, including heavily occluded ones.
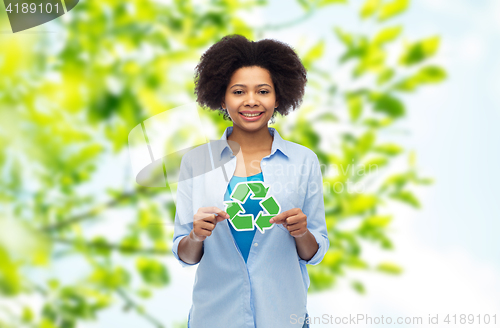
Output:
[219,126,289,160]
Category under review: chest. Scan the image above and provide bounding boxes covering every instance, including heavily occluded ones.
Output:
[233,149,271,177]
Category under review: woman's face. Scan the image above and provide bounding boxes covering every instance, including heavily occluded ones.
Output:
[221,66,279,132]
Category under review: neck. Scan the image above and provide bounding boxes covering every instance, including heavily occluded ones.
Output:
[227,125,273,153]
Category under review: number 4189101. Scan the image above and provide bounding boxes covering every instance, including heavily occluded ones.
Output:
[6,2,60,14]
[444,314,497,325]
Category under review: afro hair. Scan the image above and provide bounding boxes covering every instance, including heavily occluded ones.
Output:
[194,34,308,121]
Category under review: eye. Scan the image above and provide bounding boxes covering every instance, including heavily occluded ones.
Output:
[260,90,269,94]
[233,90,243,95]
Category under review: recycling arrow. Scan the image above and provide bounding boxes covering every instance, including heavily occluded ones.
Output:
[224,181,280,233]
[225,201,254,230]
[255,197,280,233]
[248,182,269,198]
[231,183,251,202]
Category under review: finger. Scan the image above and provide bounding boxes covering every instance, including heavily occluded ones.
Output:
[284,214,304,225]
[269,212,287,224]
[286,223,303,232]
[202,206,226,216]
[195,228,212,237]
[269,209,295,224]
[201,213,216,224]
[201,207,230,220]
[199,220,216,231]
[215,210,230,221]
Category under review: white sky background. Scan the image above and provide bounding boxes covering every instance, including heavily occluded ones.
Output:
[76,0,500,327]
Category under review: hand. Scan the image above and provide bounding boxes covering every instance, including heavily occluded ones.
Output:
[191,206,230,242]
[269,208,308,238]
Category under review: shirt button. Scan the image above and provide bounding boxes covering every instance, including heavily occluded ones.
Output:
[262,162,266,166]
[253,243,258,247]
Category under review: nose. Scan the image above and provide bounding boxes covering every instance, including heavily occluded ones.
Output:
[244,92,259,107]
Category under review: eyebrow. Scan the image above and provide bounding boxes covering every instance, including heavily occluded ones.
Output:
[230,83,272,89]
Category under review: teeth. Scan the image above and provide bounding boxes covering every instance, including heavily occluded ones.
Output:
[241,112,262,117]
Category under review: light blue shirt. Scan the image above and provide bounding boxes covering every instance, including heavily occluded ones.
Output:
[225,172,263,263]
[172,126,329,328]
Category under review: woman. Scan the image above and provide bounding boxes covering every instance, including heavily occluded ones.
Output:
[172,34,328,328]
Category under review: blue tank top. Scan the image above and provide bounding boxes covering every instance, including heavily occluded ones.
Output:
[223,172,263,263]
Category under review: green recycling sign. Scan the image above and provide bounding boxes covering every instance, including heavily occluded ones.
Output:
[223,182,281,233]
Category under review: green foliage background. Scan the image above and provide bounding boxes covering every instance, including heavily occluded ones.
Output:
[0,0,445,327]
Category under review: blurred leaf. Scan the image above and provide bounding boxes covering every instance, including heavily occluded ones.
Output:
[373,26,402,46]
[352,280,366,294]
[136,258,170,287]
[346,257,368,269]
[380,236,394,249]
[0,247,21,296]
[416,177,434,185]
[317,0,347,6]
[373,143,403,155]
[357,130,376,155]
[345,194,378,214]
[296,0,312,10]
[363,117,393,128]
[298,0,346,10]
[346,93,363,121]
[360,0,381,18]
[89,237,112,257]
[22,307,34,322]
[119,236,141,255]
[295,119,321,148]
[137,288,152,299]
[400,36,440,66]
[362,215,392,228]
[353,44,385,77]
[146,224,166,241]
[381,173,409,192]
[394,65,447,91]
[40,319,58,328]
[302,39,326,69]
[378,0,409,21]
[48,279,60,290]
[363,157,389,173]
[377,68,395,85]
[90,267,130,289]
[308,266,335,292]
[370,93,405,118]
[389,190,421,208]
[376,262,403,274]
[322,250,343,268]
[334,27,354,47]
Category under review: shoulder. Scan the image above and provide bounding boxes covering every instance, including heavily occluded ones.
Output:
[283,140,319,163]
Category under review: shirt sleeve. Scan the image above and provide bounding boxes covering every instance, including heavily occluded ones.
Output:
[171,154,200,267]
[299,153,329,265]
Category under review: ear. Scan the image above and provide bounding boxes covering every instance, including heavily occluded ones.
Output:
[275,99,279,109]
[221,96,226,109]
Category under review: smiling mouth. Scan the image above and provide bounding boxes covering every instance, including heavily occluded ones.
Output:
[239,112,264,118]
